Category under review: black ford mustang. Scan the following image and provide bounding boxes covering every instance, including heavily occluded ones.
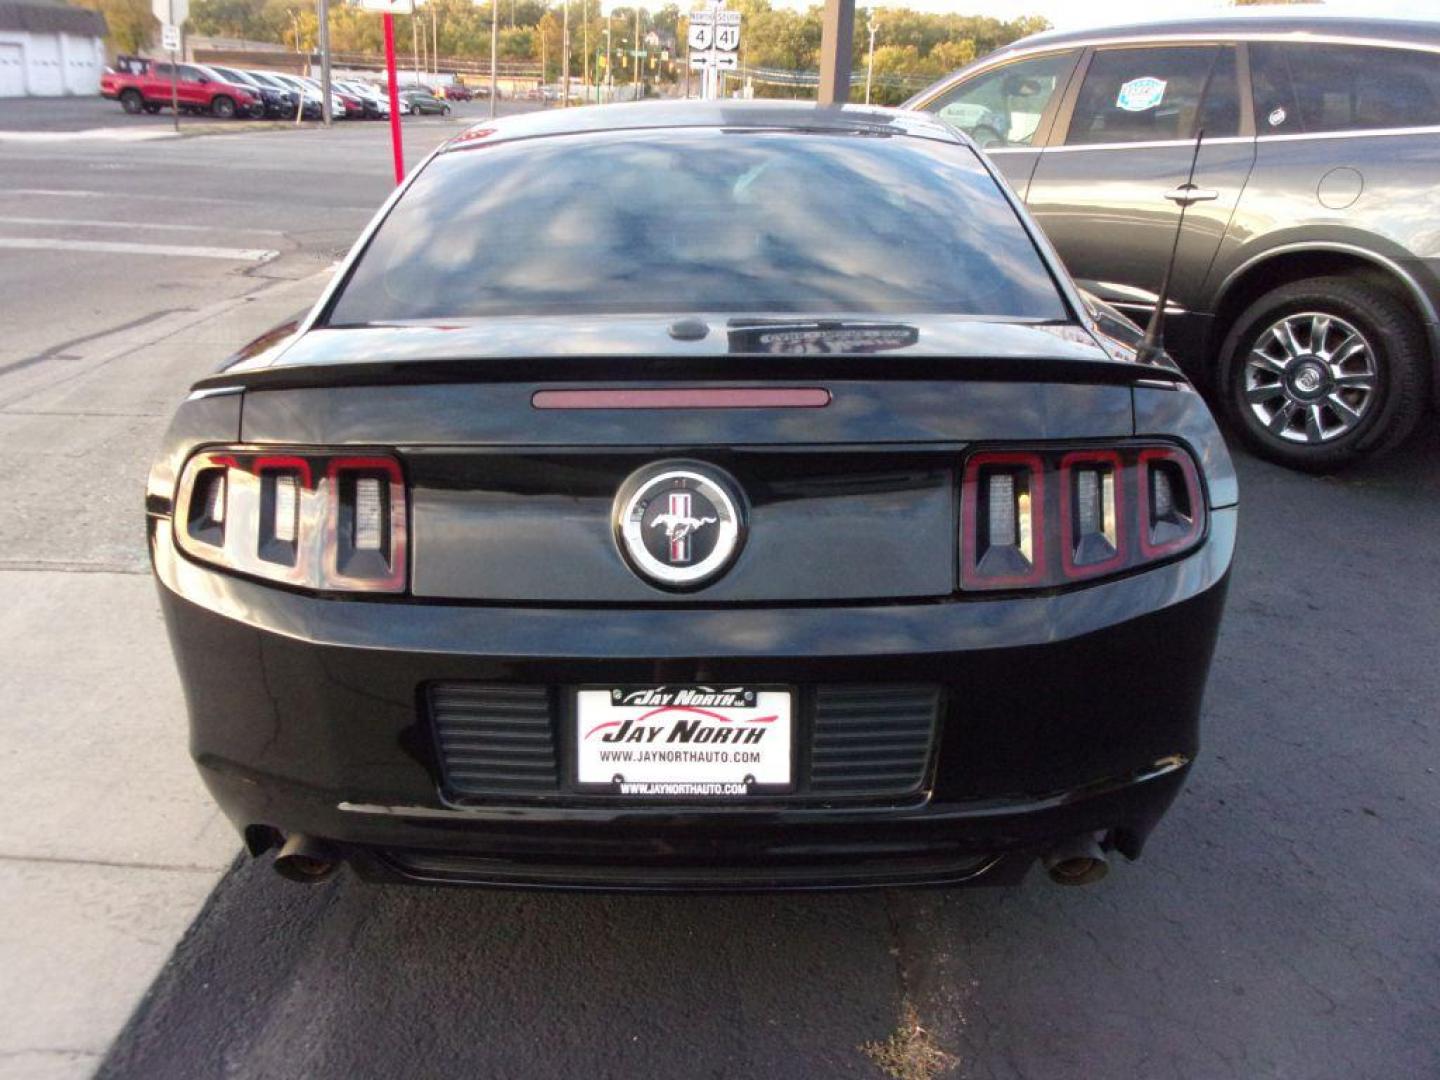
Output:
[147,102,1237,890]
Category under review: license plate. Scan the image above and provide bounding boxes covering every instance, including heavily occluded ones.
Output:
[575,685,793,796]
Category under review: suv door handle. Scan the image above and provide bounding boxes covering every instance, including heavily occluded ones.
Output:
[1165,184,1219,206]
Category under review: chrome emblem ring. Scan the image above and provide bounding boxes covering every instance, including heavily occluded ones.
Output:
[615,462,745,589]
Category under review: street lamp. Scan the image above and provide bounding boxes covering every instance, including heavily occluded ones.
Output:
[489,0,498,116]
[865,11,878,105]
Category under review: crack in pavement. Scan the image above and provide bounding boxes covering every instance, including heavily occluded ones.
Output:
[0,307,192,380]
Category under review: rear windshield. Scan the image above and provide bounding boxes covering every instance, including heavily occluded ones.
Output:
[326,128,1067,323]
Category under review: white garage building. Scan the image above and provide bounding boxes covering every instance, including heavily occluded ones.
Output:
[0,0,108,97]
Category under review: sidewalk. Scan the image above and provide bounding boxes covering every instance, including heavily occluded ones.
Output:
[0,270,331,1079]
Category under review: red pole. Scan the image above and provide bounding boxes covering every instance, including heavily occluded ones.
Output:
[383,12,405,184]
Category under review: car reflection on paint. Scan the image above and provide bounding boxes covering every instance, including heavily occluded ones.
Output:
[147,101,1236,892]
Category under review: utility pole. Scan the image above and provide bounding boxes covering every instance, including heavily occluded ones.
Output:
[412,14,421,88]
[583,4,589,103]
[605,20,612,98]
[864,11,876,105]
[489,0,498,116]
[562,0,569,106]
[318,0,333,125]
[431,1,438,75]
[817,0,854,106]
[633,4,640,99]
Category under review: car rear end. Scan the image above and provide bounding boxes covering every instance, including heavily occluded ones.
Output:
[147,105,1236,890]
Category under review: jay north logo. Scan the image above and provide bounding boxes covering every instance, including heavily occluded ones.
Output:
[585,686,777,745]
[619,686,751,708]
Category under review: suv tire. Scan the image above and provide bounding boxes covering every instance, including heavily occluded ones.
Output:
[1218,276,1429,471]
[120,89,144,114]
[211,95,236,119]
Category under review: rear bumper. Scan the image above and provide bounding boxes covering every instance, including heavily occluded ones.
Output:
[152,508,1234,890]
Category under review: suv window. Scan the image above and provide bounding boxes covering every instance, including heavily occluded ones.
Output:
[152,62,172,79]
[328,129,1068,322]
[1066,45,1240,145]
[924,51,1078,149]
[1251,42,1440,134]
[178,65,207,82]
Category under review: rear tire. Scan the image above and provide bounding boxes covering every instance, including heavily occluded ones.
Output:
[211,95,236,120]
[120,89,143,115]
[1218,276,1429,472]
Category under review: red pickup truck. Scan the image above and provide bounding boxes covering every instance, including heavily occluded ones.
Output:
[101,60,263,119]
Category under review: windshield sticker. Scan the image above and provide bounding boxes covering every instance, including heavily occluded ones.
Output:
[1267,106,1288,127]
[1116,76,1166,112]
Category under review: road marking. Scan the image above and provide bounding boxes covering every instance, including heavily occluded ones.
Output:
[0,238,278,262]
[0,127,175,143]
[4,189,378,212]
[0,215,288,236]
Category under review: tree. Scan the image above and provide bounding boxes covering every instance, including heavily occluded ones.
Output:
[74,0,153,53]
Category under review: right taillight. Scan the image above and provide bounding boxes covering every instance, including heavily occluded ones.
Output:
[961,443,1205,591]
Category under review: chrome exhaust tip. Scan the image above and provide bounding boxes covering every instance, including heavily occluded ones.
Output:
[273,834,340,884]
[1043,833,1110,886]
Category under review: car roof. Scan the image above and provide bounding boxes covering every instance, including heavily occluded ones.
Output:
[446,100,961,152]
[998,11,1440,56]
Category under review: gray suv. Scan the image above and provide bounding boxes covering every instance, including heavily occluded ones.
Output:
[908,14,1440,470]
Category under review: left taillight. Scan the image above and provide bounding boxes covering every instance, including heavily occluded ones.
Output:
[961,443,1205,592]
[174,450,407,593]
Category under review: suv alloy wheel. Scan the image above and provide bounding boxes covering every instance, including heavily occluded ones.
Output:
[1219,276,1429,471]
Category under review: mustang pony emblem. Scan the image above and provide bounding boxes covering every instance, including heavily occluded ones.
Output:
[650,491,716,563]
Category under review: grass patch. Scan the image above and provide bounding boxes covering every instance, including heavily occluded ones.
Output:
[860,1001,957,1080]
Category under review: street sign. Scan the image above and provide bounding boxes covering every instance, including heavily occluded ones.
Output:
[687,23,712,50]
[161,23,180,52]
[688,3,741,98]
[151,0,187,29]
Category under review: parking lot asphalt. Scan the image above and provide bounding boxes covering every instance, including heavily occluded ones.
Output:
[3,103,1439,1080]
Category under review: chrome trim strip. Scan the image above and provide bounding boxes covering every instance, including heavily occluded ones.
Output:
[185,385,243,401]
[1042,135,1254,153]
[1257,125,1440,144]
[1006,29,1440,61]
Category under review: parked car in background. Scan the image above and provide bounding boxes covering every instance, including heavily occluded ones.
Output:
[336,80,390,119]
[202,64,293,118]
[401,88,451,115]
[254,72,321,119]
[908,12,1440,470]
[246,70,313,118]
[295,75,355,118]
[441,83,472,101]
[101,60,263,119]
